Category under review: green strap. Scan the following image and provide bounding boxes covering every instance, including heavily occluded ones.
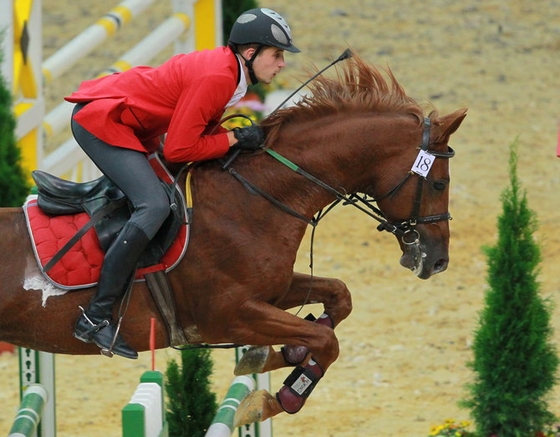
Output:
[266,148,299,171]
[263,147,393,228]
[266,148,345,197]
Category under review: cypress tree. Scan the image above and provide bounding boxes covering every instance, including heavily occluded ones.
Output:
[462,140,558,436]
[165,348,218,437]
[0,48,30,206]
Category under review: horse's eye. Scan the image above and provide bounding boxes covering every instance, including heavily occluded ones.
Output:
[433,181,447,191]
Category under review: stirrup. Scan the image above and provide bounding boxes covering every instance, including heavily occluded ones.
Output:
[76,306,121,358]
[75,306,110,340]
[99,317,124,358]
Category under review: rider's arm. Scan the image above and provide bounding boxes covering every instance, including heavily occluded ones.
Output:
[163,74,236,162]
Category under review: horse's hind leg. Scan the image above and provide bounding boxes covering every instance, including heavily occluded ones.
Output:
[235,273,352,375]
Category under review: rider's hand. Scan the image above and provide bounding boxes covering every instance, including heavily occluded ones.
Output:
[232,125,265,151]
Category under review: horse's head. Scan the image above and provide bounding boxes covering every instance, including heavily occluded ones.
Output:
[372,109,467,279]
[260,55,467,280]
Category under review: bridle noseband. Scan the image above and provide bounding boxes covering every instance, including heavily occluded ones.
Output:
[224,116,455,245]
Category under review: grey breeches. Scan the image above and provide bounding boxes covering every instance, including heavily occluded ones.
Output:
[71,104,170,240]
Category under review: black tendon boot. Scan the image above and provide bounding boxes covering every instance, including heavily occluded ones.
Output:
[74,222,150,359]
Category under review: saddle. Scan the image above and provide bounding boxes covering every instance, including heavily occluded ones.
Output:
[24,154,190,345]
[32,170,184,268]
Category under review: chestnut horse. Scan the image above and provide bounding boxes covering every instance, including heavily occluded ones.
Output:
[0,56,466,424]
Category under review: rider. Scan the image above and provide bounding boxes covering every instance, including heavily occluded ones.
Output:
[65,8,300,359]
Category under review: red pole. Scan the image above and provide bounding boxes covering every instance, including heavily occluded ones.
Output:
[150,317,156,371]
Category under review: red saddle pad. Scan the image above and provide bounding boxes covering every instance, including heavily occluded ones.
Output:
[25,198,104,289]
[24,198,188,290]
[24,155,189,290]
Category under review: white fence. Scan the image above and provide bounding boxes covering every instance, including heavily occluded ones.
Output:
[1,0,222,181]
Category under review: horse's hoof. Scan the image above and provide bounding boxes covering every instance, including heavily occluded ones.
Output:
[234,346,273,375]
[281,344,309,365]
[233,390,283,426]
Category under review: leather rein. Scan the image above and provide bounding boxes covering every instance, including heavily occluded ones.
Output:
[225,117,455,245]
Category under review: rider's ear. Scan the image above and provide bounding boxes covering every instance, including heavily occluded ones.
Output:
[242,47,257,59]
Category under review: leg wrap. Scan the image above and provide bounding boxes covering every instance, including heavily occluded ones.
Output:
[276,358,324,414]
[281,313,334,365]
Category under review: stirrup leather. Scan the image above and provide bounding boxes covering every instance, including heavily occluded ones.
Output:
[100,317,124,358]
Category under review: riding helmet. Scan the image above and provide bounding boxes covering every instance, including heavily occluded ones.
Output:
[229,8,300,53]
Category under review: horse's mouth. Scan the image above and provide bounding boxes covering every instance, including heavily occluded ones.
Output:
[399,242,448,279]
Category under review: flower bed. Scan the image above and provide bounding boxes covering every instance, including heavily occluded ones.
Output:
[429,419,560,437]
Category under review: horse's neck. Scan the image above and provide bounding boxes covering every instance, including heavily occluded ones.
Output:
[271,113,417,197]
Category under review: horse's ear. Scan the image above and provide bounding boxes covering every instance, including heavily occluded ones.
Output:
[434,108,468,138]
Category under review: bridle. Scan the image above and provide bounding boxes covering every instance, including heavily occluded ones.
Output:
[225,116,454,246]
[364,116,455,244]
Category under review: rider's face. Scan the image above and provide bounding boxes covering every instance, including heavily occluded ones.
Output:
[251,47,286,85]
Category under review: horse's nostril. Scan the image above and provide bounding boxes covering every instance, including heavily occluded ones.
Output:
[433,259,448,273]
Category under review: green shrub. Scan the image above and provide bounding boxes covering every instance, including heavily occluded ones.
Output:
[165,348,218,437]
[0,48,30,206]
[462,140,558,436]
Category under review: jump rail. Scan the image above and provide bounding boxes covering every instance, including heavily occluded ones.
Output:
[8,385,48,437]
[205,376,255,437]
[2,0,222,181]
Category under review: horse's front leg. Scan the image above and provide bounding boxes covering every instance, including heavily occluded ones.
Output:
[235,272,352,375]
[278,272,353,325]
[229,298,340,424]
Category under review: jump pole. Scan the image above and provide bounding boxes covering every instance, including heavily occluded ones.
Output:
[18,349,56,437]
[235,347,272,437]
[41,0,157,84]
[8,384,48,437]
[205,376,255,437]
[4,0,223,182]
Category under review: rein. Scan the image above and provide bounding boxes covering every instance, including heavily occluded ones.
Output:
[227,117,455,242]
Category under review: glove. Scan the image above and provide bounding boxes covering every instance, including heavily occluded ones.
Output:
[232,125,265,151]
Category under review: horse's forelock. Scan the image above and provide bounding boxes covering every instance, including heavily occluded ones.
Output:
[262,54,424,144]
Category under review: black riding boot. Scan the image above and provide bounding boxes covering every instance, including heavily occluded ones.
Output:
[74,222,150,359]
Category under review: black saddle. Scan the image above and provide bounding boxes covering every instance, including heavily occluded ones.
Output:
[31,170,186,268]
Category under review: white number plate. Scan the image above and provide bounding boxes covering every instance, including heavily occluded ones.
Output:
[411,149,435,177]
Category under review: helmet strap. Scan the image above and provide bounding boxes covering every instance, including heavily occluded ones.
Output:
[241,45,264,85]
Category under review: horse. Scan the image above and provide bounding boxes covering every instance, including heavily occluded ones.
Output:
[0,55,466,425]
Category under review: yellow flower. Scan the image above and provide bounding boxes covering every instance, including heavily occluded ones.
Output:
[428,418,472,437]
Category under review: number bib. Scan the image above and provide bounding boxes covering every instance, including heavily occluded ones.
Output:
[411,149,435,177]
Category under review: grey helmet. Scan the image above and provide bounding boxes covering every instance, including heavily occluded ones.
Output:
[229,8,300,85]
[229,8,300,53]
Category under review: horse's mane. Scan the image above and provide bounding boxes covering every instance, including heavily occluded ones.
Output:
[262,55,427,144]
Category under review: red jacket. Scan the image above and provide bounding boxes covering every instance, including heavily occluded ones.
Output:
[65,46,240,162]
